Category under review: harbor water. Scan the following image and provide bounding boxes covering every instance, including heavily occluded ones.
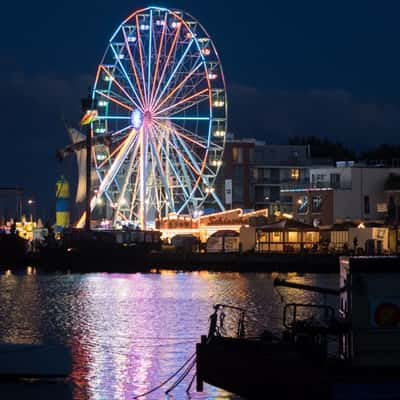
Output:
[0,269,338,399]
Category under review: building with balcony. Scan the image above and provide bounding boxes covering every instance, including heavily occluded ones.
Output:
[209,134,314,212]
[253,144,312,213]
[281,163,400,226]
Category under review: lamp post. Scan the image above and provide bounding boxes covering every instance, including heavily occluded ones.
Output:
[27,199,34,223]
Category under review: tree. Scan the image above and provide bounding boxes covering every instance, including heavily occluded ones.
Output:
[288,136,356,161]
[360,144,400,165]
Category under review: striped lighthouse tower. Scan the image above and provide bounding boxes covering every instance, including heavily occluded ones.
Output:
[56,176,70,230]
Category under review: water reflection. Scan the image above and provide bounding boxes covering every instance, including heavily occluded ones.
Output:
[0,271,338,399]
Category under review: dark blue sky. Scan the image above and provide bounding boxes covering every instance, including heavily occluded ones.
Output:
[2,1,400,219]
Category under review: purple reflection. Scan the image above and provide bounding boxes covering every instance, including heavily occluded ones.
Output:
[0,271,338,399]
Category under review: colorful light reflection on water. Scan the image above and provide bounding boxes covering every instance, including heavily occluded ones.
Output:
[0,270,338,399]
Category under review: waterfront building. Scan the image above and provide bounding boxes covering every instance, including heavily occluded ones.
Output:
[209,134,314,212]
[255,219,320,252]
[281,163,400,226]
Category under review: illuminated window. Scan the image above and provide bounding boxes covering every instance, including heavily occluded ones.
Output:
[232,147,243,163]
[288,232,298,242]
[291,168,300,181]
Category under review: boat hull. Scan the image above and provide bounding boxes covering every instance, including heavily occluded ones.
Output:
[196,337,400,399]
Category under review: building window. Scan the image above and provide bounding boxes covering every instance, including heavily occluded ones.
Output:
[270,187,280,201]
[233,165,243,179]
[364,195,370,214]
[330,173,340,188]
[312,195,322,211]
[255,187,267,202]
[270,168,279,183]
[291,168,300,181]
[233,183,243,202]
[249,148,255,163]
[232,147,243,163]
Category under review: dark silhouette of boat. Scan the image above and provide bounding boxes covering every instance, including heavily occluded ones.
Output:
[0,233,29,267]
[39,228,161,272]
[196,257,400,399]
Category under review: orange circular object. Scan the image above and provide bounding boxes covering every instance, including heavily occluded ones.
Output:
[374,303,400,327]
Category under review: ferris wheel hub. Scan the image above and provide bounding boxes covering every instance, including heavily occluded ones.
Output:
[143,110,153,126]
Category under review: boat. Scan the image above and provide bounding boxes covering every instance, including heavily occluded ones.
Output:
[0,232,29,266]
[196,257,400,399]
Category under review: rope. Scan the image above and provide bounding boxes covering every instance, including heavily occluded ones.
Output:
[165,358,196,394]
[186,371,196,394]
[133,352,196,399]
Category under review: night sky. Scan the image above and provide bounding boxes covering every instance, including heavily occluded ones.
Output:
[2,0,400,220]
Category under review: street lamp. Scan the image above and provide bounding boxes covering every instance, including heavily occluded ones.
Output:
[27,199,34,223]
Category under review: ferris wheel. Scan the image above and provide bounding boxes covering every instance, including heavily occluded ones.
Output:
[89,6,227,229]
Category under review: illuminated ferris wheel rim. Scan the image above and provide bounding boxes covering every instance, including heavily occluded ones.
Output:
[89,5,227,228]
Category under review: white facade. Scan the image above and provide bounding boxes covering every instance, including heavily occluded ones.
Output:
[310,165,400,222]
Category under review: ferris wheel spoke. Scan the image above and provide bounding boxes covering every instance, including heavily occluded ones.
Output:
[114,137,140,221]
[168,121,208,144]
[171,129,207,149]
[174,152,200,213]
[95,90,134,112]
[171,128,207,177]
[153,61,203,113]
[154,116,210,121]
[154,87,208,116]
[148,128,175,211]
[157,120,209,152]
[154,129,192,202]
[110,44,144,110]
[97,138,127,169]
[151,39,195,109]
[163,149,191,201]
[152,126,180,213]
[135,15,148,106]
[99,65,142,111]
[153,122,200,184]
[97,129,138,197]
[160,93,210,118]
[155,120,207,180]
[167,138,197,199]
[169,121,224,152]
[121,28,146,107]
[150,23,181,109]
[129,158,141,221]
[147,9,153,102]
[155,126,201,178]
[150,13,168,106]
[110,124,134,138]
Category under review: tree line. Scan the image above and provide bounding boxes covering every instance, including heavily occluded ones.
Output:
[288,136,400,164]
